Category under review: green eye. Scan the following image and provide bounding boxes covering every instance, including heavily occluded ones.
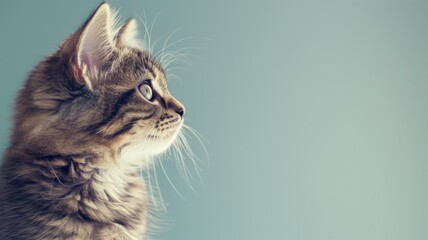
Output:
[139,83,153,101]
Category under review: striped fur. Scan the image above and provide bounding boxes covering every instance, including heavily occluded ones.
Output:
[0,3,185,240]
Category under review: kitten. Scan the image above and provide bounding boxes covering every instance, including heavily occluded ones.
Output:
[0,3,186,239]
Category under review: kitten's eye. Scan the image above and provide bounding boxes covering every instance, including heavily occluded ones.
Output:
[138,83,153,101]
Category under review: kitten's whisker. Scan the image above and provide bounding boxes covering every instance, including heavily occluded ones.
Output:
[164,73,183,85]
[155,28,182,62]
[183,124,209,160]
[136,13,152,53]
[160,48,195,63]
[159,45,196,66]
[161,51,196,70]
[169,148,189,188]
[176,124,209,188]
[146,125,168,212]
[159,160,186,200]
[171,147,186,178]
[145,165,157,210]
[152,158,167,212]
[171,134,197,194]
[150,38,162,57]
[179,137,202,186]
[156,34,198,63]
[178,131,203,179]
[162,36,198,53]
[149,11,162,54]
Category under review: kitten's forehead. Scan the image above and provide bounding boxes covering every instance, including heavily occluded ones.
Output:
[115,49,168,93]
[147,64,168,95]
[130,50,168,95]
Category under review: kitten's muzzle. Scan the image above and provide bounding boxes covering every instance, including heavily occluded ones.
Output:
[167,97,185,118]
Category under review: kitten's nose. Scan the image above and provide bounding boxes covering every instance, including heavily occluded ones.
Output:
[168,97,185,118]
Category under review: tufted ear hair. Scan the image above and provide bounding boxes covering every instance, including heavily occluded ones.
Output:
[68,2,117,90]
[116,18,141,49]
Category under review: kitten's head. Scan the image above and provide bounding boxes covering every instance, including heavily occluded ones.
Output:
[13,3,185,163]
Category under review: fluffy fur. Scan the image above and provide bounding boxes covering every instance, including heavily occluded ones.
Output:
[0,3,186,239]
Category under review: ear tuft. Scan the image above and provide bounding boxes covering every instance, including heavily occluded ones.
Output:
[116,18,141,49]
[77,3,117,90]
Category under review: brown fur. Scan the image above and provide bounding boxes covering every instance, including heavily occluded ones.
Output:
[0,3,185,239]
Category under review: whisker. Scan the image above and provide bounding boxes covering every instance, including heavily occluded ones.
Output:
[159,159,186,200]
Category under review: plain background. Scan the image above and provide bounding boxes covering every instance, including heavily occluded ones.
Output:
[1,1,428,240]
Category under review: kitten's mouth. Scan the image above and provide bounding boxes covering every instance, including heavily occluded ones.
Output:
[148,131,176,140]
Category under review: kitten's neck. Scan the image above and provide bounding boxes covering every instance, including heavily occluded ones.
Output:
[3,149,147,223]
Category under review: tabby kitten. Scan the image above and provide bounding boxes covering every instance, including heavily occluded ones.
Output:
[0,3,185,240]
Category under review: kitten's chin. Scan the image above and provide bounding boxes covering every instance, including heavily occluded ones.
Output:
[143,129,181,156]
[120,124,182,166]
[143,120,184,156]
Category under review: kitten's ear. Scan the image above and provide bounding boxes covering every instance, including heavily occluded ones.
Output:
[116,18,141,49]
[73,3,117,89]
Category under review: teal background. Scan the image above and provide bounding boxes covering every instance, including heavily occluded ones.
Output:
[1,1,428,239]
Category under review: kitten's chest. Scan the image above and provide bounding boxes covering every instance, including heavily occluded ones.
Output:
[73,168,147,221]
[1,156,149,239]
[65,169,148,238]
